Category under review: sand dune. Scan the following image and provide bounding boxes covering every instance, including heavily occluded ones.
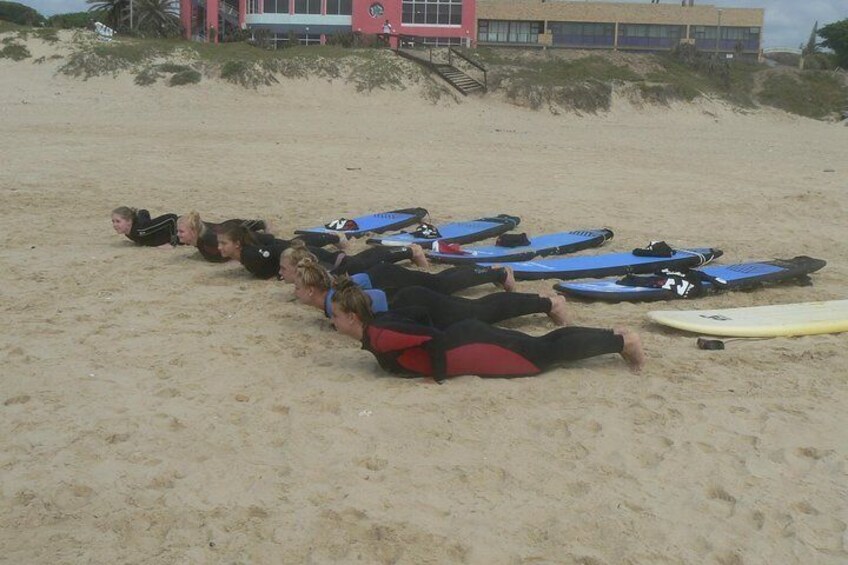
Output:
[1,33,847,564]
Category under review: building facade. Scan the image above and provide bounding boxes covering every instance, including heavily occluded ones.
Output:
[477,1,763,57]
[179,0,763,57]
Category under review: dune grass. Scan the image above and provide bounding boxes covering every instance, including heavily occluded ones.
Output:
[3,23,845,118]
[759,71,848,119]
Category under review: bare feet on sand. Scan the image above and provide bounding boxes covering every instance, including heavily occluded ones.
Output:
[493,265,516,292]
[546,294,571,326]
[615,327,645,373]
[334,234,351,251]
[409,244,430,269]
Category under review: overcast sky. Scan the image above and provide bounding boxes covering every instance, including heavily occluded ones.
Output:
[19,0,847,48]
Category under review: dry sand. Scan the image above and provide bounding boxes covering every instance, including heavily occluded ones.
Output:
[1,33,847,564]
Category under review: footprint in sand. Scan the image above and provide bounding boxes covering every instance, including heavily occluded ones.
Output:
[4,395,31,406]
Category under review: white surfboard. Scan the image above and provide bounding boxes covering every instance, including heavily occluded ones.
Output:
[648,299,848,337]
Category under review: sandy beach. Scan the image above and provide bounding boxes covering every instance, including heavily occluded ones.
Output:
[1,33,847,564]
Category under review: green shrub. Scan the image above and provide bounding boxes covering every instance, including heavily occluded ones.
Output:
[0,41,29,60]
[134,66,162,85]
[47,11,101,29]
[220,59,278,87]
[0,1,45,26]
[759,71,848,119]
[168,68,201,86]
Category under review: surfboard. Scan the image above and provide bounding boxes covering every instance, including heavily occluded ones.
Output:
[555,257,826,301]
[426,229,614,264]
[480,247,722,281]
[648,300,848,337]
[366,214,520,248]
[294,207,428,238]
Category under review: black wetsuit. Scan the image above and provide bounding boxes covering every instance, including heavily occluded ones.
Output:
[239,232,344,279]
[197,219,266,262]
[389,287,553,329]
[355,263,508,296]
[362,314,624,380]
[330,246,417,275]
[126,210,178,247]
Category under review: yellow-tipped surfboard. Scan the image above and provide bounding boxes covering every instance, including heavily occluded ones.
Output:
[648,300,848,337]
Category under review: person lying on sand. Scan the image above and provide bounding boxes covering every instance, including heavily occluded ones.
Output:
[327,278,645,380]
[279,241,515,294]
[176,211,267,263]
[111,206,179,248]
[291,257,571,330]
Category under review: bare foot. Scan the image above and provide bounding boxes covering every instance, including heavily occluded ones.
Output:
[615,327,645,373]
[546,294,571,326]
[334,233,351,251]
[500,266,516,292]
[409,244,430,269]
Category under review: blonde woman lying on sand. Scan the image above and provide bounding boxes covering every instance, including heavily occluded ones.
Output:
[327,278,645,381]
[279,240,516,294]
[217,224,430,280]
[291,256,569,330]
[176,211,267,263]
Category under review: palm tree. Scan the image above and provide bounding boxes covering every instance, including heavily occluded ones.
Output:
[87,0,129,31]
[134,0,181,38]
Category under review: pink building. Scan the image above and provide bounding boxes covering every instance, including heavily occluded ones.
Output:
[181,0,475,47]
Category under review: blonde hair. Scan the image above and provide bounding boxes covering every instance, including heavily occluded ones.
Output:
[111,206,137,220]
[282,240,317,265]
[295,257,333,292]
[177,210,206,237]
[331,277,374,324]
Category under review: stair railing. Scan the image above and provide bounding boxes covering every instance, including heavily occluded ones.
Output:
[449,47,487,90]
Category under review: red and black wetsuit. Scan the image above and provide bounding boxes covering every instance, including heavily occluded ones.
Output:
[126,210,178,247]
[196,219,266,262]
[359,263,508,296]
[389,286,553,329]
[361,314,624,380]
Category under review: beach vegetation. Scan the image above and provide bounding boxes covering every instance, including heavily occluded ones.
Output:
[85,0,128,32]
[48,11,103,29]
[0,36,29,59]
[818,19,848,69]
[37,29,848,119]
[0,1,45,27]
[758,71,848,119]
[135,62,200,86]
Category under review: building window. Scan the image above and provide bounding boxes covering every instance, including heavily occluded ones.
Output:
[294,0,321,15]
[618,24,684,48]
[273,32,322,47]
[263,0,287,13]
[402,0,462,26]
[478,20,541,44]
[549,22,615,47]
[326,0,352,15]
[420,36,463,46]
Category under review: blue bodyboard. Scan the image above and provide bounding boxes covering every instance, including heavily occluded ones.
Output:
[554,256,826,301]
[295,207,428,238]
[480,247,722,281]
[426,229,614,264]
[367,214,520,248]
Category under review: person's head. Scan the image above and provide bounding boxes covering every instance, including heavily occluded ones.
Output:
[331,277,373,340]
[111,206,136,235]
[280,240,318,283]
[293,257,333,307]
[217,223,255,261]
[177,211,205,246]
